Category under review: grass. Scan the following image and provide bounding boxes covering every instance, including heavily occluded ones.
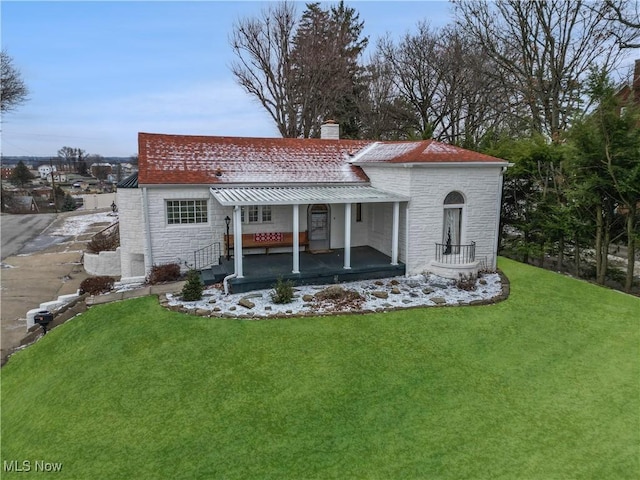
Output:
[1,258,638,479]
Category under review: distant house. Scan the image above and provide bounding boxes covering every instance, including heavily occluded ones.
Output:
[117,123,509,291]
[615,59,640,115]
[37,164,56,179]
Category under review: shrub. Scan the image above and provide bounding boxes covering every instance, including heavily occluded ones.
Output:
[270,277,294,304]
[456,273,477,291]
[61,193,78,212]
[86,224,120,253]
[80,276,115,295]
[181,269,204,302]
[147,263,181,285]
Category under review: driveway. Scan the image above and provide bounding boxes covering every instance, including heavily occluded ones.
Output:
[1,209,117,363]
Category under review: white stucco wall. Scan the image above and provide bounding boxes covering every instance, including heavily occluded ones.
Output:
[363,164,504,275]
[84,247,122,276]
[117,188,146,279]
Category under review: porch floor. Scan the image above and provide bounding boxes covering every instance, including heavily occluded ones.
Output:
[202,246,405,293]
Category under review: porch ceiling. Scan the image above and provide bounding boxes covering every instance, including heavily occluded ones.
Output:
[210,185,409,206]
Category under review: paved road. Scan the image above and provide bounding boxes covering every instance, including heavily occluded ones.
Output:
[1,213,58,260]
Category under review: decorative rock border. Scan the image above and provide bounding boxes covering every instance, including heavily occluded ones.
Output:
[159,270,511,319]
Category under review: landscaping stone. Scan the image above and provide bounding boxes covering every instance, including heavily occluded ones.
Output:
[229,306,236,311]
[264,306,272,311]
[390,286,401,294]
[302,294,314,302]
[374,280,384,286]
[238,298,255,309]
[430,296,447,305]
[422,287,434,294]
[195,309,210,316]
[372,291,388,299]
[316,285,345,299]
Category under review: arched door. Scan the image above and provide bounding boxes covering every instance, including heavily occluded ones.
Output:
[308,204,330,251]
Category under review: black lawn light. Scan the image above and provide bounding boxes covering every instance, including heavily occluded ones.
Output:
[34,310,54,334]
[225,215,231,260]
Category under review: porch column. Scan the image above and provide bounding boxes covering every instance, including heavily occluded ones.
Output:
[292,204,300,273]
[391,201,399,265]
[234,205,244,278]
[344,203,352,269]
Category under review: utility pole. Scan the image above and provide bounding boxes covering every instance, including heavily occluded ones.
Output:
[49,158,58,213]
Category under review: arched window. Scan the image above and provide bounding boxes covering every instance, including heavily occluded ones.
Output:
[443,191,464,254]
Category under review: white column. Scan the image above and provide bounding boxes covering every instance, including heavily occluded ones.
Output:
[234,206,244,278]
[292,204,300,273]
[391,201,399,265]
[344,203,352,269]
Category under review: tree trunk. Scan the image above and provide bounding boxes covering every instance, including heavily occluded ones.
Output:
[625,204,637,293]
[595,205,604,283]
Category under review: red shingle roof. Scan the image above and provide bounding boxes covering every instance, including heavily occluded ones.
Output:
[356,140,506,164]
[138,133,371,185]
[138,133,507,185]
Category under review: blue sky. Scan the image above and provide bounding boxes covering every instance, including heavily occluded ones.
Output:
[1,1,455,157]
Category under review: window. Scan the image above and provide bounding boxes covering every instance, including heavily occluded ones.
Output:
[356,203,362,222]
[262,205,272,222]
[443,191,464,253]
[166,199,208,225]
[240,205,272,224]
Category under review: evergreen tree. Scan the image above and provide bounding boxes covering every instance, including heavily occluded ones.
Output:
[9,160,34,187]
[181,269,204,301]
[568,70,640,291]
[61,193,77,212]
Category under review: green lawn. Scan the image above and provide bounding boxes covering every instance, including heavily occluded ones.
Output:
[1,258,638,479]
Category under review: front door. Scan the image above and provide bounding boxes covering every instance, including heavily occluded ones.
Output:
[308,204,330,251]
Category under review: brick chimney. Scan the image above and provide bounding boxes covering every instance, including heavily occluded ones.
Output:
[320,120,339,140]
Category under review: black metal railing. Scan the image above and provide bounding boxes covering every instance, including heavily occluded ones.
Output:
[435,241,476,264]
[194,242,221,271]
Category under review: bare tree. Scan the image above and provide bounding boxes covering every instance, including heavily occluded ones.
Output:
[603,0,640,49]
[358,50,421,140]
[230,1,299,137]
[1,50,29,113]
[453,0,629,141]
[229,1,368,138]
[57,146,88,174]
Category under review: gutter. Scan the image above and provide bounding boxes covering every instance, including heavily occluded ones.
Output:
[142,187,154,273]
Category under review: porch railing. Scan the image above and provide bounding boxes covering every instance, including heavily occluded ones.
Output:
[435,241,476,264]
[194,242,221,271]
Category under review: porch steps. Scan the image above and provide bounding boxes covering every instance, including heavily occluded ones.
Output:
[200,265,228,286]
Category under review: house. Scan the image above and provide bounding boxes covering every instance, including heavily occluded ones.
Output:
[37,164,56,179]
[117,123,509,292]
[615,59,640,115]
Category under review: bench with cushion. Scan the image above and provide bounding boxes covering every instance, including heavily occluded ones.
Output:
[227,231,309,254]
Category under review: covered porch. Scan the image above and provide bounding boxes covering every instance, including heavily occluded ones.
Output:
[203,246,405,293]
[208,185,409,293]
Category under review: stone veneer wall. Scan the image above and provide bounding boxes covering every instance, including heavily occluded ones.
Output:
[363,164,503,275]
[116,188,146,280]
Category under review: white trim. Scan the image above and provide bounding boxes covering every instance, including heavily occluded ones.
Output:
[210,185,409,207]
[344,203,352,269]
[234,206,244,278]
[391,202,399,265]
[292,204,300,274]
[142,187,153,273]
[353,162,509,168]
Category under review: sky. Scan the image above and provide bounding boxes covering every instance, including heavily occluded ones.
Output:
[0,0,455,158]
[1,1,637,159]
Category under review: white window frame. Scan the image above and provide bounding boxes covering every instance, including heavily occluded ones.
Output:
[166,199,208,225]
[240,205,272,224]
[442,191,465,254]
